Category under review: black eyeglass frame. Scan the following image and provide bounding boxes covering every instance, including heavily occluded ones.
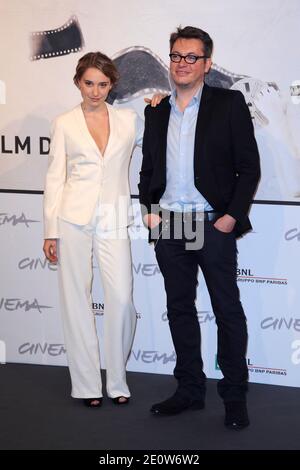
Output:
[169,53,208,64]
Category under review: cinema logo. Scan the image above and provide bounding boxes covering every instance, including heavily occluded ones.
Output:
[285,227,300,242]
[18,257,57,271]
[0,135,49,155]
[215,356,287,376]
[0,297,52,313]
[237,268,287,286]
[129,349,176,364]
[261,316,300,332]
[19,342,66,356]
[0,212,39,227]
[162,310,215,324]
[93,302,141,319]
[133,263,161,276]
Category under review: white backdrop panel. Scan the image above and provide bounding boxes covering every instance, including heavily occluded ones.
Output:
[1,194,300,386]
[1,0,300,386]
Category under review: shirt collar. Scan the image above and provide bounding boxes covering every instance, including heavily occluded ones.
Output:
[169,83,204,109]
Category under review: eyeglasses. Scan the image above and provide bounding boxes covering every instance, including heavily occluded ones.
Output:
[169,53,207,64]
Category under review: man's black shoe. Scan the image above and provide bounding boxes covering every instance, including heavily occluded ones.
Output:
[150,394,205,415]
[224,401,250,430]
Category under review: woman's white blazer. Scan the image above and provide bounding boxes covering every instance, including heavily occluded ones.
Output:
[44,103,140,238]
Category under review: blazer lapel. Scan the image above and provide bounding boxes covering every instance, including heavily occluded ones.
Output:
[74,103,115,159]
[156,98,171,176]
[103,103,114,157]
[74,104,101,158]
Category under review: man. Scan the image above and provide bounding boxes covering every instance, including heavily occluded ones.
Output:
[138,26,260,429]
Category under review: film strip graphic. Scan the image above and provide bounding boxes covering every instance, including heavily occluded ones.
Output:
[29,18,286,127]
[290,80,300,104]
[109,46,171,104]
[110,46,250,104]
[30,16,84,61]
[108,47,252,104]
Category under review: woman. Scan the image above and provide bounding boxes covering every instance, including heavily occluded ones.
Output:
[43,51,161,407]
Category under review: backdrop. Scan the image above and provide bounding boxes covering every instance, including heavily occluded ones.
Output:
[1,0,300,387]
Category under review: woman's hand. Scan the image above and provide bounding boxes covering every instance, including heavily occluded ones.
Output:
[43,239,58,263]
[144,93,167,107]
[143,213,162,229]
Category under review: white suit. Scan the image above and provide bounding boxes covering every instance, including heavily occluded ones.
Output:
[44,103,142,399]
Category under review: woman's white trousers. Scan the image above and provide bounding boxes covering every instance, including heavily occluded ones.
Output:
[57,218,136,399]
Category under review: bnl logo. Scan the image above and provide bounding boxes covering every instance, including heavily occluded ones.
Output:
[0,340,6,364]
[215,355,252,370]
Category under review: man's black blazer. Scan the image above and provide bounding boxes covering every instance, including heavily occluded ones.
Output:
[138,83,260,237]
